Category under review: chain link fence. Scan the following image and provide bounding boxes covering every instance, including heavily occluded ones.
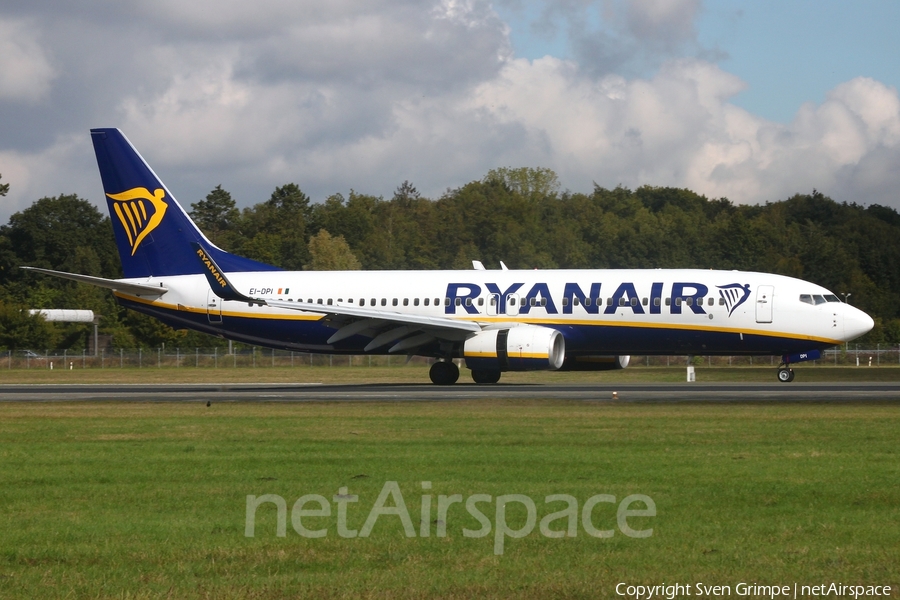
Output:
[4,345,899,370]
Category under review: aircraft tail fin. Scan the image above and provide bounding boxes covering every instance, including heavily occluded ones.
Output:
[90,128,280,279]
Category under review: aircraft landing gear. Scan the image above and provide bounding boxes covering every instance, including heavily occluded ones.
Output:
[471,368,501,384]
[777,366,795,383]
[429,360,460,385]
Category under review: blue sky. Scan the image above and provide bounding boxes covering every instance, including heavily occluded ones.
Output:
[497,1,900,122]
[2,0,900,222]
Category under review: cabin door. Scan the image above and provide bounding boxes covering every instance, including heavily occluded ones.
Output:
[755,285,774,323]
[207,290,223,324]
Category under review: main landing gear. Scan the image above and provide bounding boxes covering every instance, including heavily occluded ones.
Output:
[471,369,501,384]
[429,360,459,385]
[777,365,795,383]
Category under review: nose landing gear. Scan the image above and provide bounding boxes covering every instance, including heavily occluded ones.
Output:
[776,366,795,383]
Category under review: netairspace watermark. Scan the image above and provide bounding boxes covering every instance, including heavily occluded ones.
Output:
[616,582,894,600]
[245,480,655,555]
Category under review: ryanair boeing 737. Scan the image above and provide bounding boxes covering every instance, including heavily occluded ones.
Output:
[24,129,874,384]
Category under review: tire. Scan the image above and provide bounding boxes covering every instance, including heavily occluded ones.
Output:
[471,369,501,384]
[429,361,460,385]
[777,367,794,383]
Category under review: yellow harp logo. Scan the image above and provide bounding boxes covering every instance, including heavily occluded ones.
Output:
[107,187,168,256]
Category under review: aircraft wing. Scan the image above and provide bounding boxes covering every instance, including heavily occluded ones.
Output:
[21,266,168,297]
[192,242,480,352]
[264,299,480,332]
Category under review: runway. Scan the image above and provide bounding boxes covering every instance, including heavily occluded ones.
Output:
[1,382,899,403]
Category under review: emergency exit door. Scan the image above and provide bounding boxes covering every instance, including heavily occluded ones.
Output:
[755,285,774,323]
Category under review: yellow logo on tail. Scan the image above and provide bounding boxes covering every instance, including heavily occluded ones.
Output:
[107,187,168,255]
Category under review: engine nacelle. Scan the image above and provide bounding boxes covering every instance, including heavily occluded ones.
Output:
[464,326,565,372]
[558,355,631,371]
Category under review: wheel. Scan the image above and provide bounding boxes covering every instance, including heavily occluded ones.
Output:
[471,369,501,384]
[429,361,460,385]
[777,367,794,383]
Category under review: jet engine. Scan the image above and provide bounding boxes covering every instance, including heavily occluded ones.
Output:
[464,326,565,372]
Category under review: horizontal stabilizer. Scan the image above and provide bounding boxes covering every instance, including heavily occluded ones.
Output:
[21,267,168,297]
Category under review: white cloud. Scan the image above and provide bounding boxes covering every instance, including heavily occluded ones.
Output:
[2,0,900,226]
[0,18,55,101]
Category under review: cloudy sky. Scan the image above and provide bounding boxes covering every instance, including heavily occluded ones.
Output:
[1,0,899,223]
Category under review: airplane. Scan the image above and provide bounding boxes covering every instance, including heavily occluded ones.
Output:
[23,128,874,385]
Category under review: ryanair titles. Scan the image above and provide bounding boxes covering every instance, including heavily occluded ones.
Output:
[195,246,227,288]
[444,281,751,317]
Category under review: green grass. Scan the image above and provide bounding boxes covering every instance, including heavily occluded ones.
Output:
[2,364,900,384]
[0,401,898,598]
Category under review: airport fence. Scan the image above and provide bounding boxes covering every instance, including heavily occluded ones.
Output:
[3,345,899,370]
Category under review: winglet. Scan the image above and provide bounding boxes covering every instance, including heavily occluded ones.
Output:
[191,242,265,305]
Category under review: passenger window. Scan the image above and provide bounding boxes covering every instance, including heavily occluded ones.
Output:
[414,298,420,306]
[465,298,472,307]
[381,298,387,306]
[454,298,461,306]
[675,298,682,306]
[424,298,429,306]
[653,298,660,307]
[317,299,323,304]
[642,297,648,306]
[607,298,613,306]
[562,298,569,307]
[436,298,441,306]
[478,298,484,306]
[708,297,714,306]
[630,297,638,306]
[327,299,333,305]
[718,298,724,305]
[540,298,547,307]
[403,298,409,306]
[665,298,671,306]
[685,297,693,307]
[572,298,579,306]
[799,294,814,305]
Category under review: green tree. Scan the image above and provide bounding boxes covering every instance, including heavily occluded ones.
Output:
[484,167,560,200]
[0,173,9,197]
[0,302,57,350]
[237,184,311,269]
[306,230,361,271]
[189,185,239,248]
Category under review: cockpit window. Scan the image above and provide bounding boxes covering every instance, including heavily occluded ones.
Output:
[801,294,835,305]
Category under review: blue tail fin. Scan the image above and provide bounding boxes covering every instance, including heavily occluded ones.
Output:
[90,128,280,278]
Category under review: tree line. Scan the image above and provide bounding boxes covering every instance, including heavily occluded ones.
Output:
[1,167,898,350]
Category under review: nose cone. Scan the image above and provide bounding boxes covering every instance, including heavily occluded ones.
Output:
[844,306,875,341]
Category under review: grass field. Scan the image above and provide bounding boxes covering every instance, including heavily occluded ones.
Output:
[1,397,898,599]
